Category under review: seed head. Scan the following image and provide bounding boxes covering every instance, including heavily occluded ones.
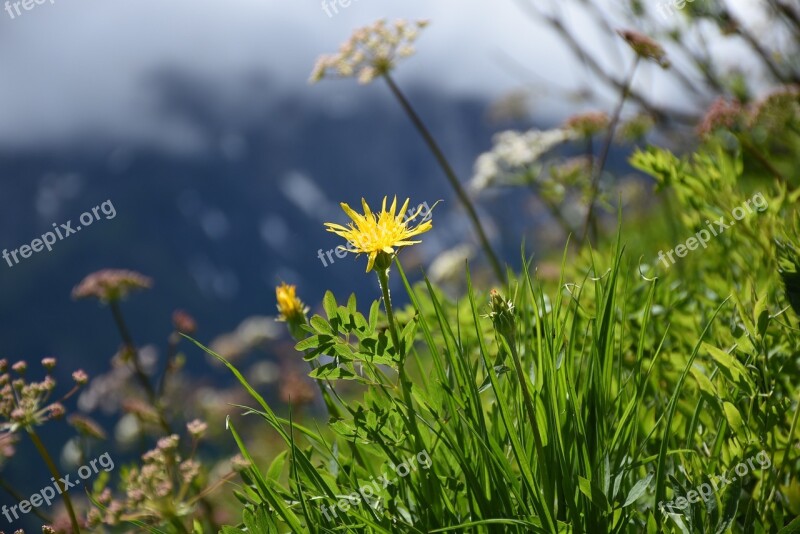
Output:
[72,370,89,386]
[172,310,197,335]
[187,419,208,439]
[310,19,429,84]
[617,29,669,68]
[72,269,152,303]
[564,111,610,137]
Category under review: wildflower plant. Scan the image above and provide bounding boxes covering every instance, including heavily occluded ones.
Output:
[311,20,505,282]
[324,196,432,273]
[0,358,89,532]
[90,434,206,529]
[309,19,428,84]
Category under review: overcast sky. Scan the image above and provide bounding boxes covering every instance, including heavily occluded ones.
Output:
[0,0,768,149]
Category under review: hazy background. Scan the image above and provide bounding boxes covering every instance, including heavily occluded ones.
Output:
[0,0,596,368]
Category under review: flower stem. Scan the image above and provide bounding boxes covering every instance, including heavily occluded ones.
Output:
[377,268,401,356]
[582,56,640,244]
[376,264,433,522]
[109,300,172,434]
[383,73,505,284]
[28,429,81,533]
[0,475,53,524]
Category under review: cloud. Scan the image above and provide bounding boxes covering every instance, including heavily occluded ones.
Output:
[0,0,579,149]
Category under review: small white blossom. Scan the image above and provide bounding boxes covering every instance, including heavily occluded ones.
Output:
[310,19,429,84]
[470,128,574,191]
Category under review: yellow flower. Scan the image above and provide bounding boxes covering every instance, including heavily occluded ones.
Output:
[276,283,308,323]
[325,196,432,272]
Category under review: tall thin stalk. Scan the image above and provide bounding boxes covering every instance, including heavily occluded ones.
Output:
[0,475,53,524]
[109,300,172,434]
[582,57,640,244]
[28,429,81,533]
[376,263,433,524]
[383,73,505,284]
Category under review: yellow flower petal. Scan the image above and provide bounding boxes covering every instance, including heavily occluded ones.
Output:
[397,198,410,220]
[324,197,433,272]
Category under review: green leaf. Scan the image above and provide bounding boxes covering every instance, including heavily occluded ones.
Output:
[309,362,358,380]
[777,515,800,534]
[310,315,334,335]
[722,401,744,435]
[623,472,653,508]
[703,343,754,394]
[714,476,742,534]
[330,341,355,361]
[579,476,610,511]
[323,290,338,320]
[368,300,380,333]
[400,315,418,357]
[691,367,717,397]
[295,334,329,352]
[754,294,769,339]
[266,450,288,481]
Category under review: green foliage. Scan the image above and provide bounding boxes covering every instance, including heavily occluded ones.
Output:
[205,138,800,533]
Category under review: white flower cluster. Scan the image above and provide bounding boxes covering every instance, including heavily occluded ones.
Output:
[470,129,574,191]
[310,19,429,85]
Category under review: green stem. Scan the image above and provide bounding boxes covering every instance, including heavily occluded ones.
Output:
[376,264,433,523]
[377,267,402,355]
[582,57,640,245]
[28,429,81,533]
[383,73,505,284]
